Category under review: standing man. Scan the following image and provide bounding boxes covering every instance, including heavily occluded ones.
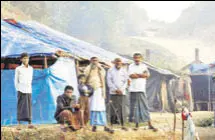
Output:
[14,53,34,129]
[128,53,157,131]
[85,57,114,133]
[107,58,128,131]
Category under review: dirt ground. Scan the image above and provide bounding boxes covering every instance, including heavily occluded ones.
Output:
[1,111,214,140]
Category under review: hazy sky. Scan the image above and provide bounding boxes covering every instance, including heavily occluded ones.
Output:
[133,1,195,23]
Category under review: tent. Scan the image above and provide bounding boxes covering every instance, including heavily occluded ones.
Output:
[1,19,178,126]
[189,62,215,111]
[1,19,130,126]
[115,55,179,112]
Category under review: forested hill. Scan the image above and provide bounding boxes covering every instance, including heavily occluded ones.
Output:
[1,1,149,46]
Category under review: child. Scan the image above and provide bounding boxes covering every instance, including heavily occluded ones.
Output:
[78,74,94,128]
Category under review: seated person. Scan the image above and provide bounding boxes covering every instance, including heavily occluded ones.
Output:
[78,74,94,128]
[54,85,81,132]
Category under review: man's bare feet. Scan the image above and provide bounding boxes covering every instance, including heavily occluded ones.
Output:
[60,125,67,132]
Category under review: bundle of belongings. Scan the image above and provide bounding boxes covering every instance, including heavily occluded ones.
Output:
[182,107,200,140]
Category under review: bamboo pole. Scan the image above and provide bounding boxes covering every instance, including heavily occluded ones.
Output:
[173,98,176,132]
[44,56,48,69]
[75,59,80,76]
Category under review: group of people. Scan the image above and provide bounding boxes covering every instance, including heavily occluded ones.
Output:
[15,52,157,133]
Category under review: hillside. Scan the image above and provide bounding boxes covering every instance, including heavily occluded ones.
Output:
[158,1,215,45]
[1,1,199,71]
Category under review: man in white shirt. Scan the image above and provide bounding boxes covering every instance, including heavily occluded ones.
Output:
[14,53,34,129]
[107,58,128,131]
[128,53,157,131]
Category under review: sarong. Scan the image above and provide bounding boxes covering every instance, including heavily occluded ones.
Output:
[129,92,150,123]
[90,88,107,126]
[90,111,107,126]
[109,95,127,125]
[17,91,32,122]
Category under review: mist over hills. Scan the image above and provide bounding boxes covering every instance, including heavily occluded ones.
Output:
[1,1,214,71]
[157,1,215,45]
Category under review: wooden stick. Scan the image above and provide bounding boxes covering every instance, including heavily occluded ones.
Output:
[182,113,184,140]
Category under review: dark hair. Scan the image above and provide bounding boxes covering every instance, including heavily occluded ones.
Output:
[20,52,29,59]
[114,58,122,62]
[133,53,142,57]
[64,85,74,92]
[90,57,98,60]
[78,74,86,80]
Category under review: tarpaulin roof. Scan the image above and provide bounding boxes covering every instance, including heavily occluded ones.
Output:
[189,61,215,74]
[143,61,179,78]
[1,19,178,77]
[1,20,131,64]
[1,20,57,57]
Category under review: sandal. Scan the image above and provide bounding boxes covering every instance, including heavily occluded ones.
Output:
[28,124,36,129]
[92,126,97,132]
[149,126,158,132]
[104,127,114,134]
[121,127,128,131]
[16,126,22,130]
[133,127,139,131]
[68,126,76,132]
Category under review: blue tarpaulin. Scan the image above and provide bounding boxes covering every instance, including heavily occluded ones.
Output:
[1,20,58,58]
[189,62,215,74]
[1,20,130,64]
[1,57,79,125]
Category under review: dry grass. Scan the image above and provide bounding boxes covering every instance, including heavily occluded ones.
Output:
[1,125,181,140]
[1,111,214,140]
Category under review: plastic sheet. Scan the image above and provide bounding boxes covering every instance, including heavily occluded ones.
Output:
[1,57,79,125]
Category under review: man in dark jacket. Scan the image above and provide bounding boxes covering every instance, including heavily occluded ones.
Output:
[54,85,81,132]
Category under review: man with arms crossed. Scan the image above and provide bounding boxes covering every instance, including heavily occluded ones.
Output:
[128,53,157,131]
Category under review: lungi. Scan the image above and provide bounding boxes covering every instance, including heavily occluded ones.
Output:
[17,91,32,122]
[129,92,150,123]
[90,88,107,126]
[90,111,107,126]
[109,95,127,125]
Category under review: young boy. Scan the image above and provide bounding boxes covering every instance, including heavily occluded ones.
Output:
[14,52,34,129]
[78,74,94,128]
